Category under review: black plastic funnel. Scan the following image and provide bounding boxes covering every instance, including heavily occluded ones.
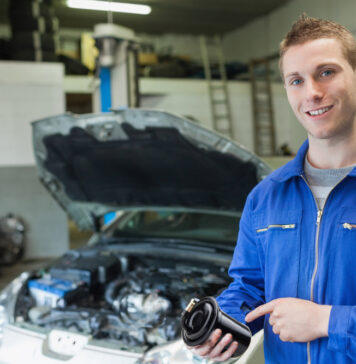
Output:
[181,296,252,357]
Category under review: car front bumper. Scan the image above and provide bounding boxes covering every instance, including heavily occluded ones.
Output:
[0,324,141,364]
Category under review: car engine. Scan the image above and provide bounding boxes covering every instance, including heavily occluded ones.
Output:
[14,247,231,352]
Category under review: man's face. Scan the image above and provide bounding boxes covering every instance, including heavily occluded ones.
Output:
[282,38,356,142]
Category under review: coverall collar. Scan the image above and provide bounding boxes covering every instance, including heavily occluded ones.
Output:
[270,139,356,183]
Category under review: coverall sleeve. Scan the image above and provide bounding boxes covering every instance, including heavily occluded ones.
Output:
[216,194,265,334]
[328,305,356,360]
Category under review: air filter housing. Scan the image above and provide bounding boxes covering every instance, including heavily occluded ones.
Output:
[181,296,251,357]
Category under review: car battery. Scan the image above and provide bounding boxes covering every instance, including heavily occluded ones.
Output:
[49,253,120,286]
[28,278,87,308]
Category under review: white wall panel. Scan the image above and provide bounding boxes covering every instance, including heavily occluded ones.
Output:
[0,61,68,259]
[0,61,65,166]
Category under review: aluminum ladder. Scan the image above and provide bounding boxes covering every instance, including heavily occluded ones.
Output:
[249,57,277,156]
[200,35,234,140]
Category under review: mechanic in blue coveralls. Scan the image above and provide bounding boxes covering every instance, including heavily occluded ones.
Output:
[187,15,356,363]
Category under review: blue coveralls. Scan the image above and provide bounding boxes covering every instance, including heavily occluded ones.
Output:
[217,140,356,363]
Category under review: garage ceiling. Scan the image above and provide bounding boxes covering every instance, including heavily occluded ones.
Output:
[0,0,289,35]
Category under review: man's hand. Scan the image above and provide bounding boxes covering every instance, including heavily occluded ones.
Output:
[185,329,239,362]
[245,298,331,343]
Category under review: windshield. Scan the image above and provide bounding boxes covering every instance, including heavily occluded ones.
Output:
[108,210,240,245]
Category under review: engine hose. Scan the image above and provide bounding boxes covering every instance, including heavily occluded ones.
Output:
[104,278,128,305]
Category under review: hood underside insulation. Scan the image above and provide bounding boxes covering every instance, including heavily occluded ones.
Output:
[43,123,258,212]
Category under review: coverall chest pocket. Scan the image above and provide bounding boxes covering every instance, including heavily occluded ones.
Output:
[254,210,302,300]
[328,207,356,301]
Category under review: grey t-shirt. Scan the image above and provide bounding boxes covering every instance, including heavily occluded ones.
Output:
[304,157,354,210]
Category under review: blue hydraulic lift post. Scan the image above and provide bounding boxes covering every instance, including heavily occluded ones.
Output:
[100,66,116,224]
[99,66,112,112]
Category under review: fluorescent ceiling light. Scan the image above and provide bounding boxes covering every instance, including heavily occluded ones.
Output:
[67,0,151,15]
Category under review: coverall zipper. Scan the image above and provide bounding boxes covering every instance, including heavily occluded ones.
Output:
[301,174,348,364]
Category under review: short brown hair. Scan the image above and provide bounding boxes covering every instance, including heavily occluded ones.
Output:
[279,14,356,77]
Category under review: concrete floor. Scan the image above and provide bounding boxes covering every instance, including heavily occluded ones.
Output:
[0,221,91,290]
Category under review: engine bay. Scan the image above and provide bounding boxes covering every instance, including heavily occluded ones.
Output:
[14,246,231,352]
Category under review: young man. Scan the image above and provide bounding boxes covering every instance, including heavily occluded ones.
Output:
[187,15,356,363]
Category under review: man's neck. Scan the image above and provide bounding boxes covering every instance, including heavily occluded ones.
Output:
[307,133,356,169]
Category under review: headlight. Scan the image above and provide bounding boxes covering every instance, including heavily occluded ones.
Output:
[0,272,29,345]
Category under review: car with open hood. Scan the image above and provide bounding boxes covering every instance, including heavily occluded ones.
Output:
[0,108,270,364]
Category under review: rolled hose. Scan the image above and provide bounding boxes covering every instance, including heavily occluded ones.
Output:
[181,296,251,357]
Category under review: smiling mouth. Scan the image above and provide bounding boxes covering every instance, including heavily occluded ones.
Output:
[306,105,333,116]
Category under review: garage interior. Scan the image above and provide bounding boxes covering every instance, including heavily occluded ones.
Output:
[0,0,355,363]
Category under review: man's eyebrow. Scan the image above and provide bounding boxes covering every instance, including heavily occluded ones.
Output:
[284,72,300,80]
[315,63,340,71]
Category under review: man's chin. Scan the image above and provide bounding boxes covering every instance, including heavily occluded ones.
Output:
[307,130,335,141]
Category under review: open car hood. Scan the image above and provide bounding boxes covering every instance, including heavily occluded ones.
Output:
[32,108,271,231]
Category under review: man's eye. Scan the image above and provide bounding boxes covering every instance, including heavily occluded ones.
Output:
[321,69,333,77]
[291,79,302,86]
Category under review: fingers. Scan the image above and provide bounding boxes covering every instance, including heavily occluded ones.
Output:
[269,315,275,326]
[268,310,281,335]
[187,330,238,362]
[189,329,222,357]
[209,333,233,358]
[272,324,280,335]
[245,300,277,322]
[211,340,239,362]
[269,314,291,342]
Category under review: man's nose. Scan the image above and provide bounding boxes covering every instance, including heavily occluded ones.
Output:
[305,79,324,102]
